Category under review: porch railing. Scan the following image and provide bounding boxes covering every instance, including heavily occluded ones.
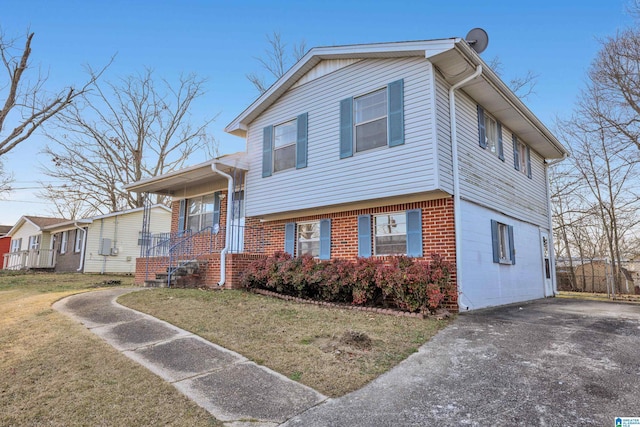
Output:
[3,249,57,270]
[141,224,265,285]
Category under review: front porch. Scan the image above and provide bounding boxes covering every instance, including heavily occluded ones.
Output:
[3,249,56,270]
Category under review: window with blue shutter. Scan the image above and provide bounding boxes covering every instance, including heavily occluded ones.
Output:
[491,220,515,265]
[526,146,532,179]
[340,97,354,158]
[387,79,404,147]
[284,222,295,255]
[319,219,331,260]
[406,209,423,257]
[296,113,308,169]
[177,199,186,233]
[262,126,273,177]
[477,105,487,148]
[357,215,372,257]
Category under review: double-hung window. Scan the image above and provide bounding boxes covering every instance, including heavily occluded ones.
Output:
[284,219,331,260]
[357,209,422,258]
[355,89,388,152]
[28,235,40,250]
[374,213,407,255]
[10,238,21,253]
[477,105,504,160]
[273,119,297,172]
[340,79,404,158]
[513,134,532,178]
[186,193,216,232]
[297,221,320,257]
[60,231,68,254]
[74,229,84,253]
[262,113,308,177]
[491,220,515,265]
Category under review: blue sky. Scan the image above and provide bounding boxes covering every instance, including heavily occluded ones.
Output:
[0,0,632,224]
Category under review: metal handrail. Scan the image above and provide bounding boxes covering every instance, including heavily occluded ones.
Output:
[167,226,225,287]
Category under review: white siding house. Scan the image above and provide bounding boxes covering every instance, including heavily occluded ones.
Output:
[127,37,567,310]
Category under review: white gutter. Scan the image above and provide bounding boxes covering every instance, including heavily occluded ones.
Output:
[73,222,88,272]
[449,64,482,311]
[544,153,568,295]
[211,163,234,286]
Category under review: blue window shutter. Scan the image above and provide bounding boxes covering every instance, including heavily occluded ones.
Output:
[296,113,308,169]
[526,146,532,179]
[406,209,423,257]
[512,134,520,171]
[213,192,221,227]
[491,220,499,263]
[477,105,487,148]
[497,122,504,161]
[319,219,331,260]
[339,97,353,158]
[284,223,295,255]
[508,225,516,265]
[178,199,186,233]
[387,79,404,147]
[262,126,273,177]
[357,215,371,257]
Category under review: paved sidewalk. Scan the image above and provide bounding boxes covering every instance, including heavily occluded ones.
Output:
[53,288,326,427]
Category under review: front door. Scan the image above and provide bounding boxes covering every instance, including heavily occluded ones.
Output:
[540,231,553,296]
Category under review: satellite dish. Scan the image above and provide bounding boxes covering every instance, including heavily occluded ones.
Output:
[465,28,489,54]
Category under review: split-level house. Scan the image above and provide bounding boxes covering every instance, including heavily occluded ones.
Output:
[127,37,568,311]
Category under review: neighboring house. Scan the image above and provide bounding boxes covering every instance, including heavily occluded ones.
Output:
[44,205,171,274]
[3,216,66,270]
[0,225,12,269]
[2,206,171,273]
[126,37,568,311]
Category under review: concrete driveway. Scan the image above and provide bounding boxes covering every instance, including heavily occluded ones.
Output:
[284,298,640,426]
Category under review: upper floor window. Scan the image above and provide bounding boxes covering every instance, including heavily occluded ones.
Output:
[340,79,404,159]
[477,105,504,160]
[512,135,532,178]
[273,119,297,172]
[262,113,308,177]
[355,88,387,152]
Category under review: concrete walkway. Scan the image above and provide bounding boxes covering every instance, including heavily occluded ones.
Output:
[53,288,326,427]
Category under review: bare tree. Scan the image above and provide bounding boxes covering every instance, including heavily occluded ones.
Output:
[0,160,11,195]
[488,56,539,101]
[39,183,95,220]
[246,31,307,94]
[41,68,218,214]
[0,30,98,191]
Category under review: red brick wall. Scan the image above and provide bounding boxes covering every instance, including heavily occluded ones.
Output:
[135,256,169,284]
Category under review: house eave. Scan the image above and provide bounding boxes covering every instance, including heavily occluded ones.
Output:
[124,153,249,196]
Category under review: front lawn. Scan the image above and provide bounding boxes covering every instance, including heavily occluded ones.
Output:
[119,288,452,397]
[0,272,219,427]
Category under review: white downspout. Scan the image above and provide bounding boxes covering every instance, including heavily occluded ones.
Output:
[544,153,568,296]
[449,65,482,311]
[74,223,87,272]
[211,163,234,287]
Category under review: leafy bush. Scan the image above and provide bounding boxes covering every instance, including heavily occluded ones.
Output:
[241,253,455,313]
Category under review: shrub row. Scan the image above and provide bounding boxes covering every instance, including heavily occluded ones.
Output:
[241,252,456,313]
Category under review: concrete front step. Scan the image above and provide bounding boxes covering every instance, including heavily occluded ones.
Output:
[143,279,171,288]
